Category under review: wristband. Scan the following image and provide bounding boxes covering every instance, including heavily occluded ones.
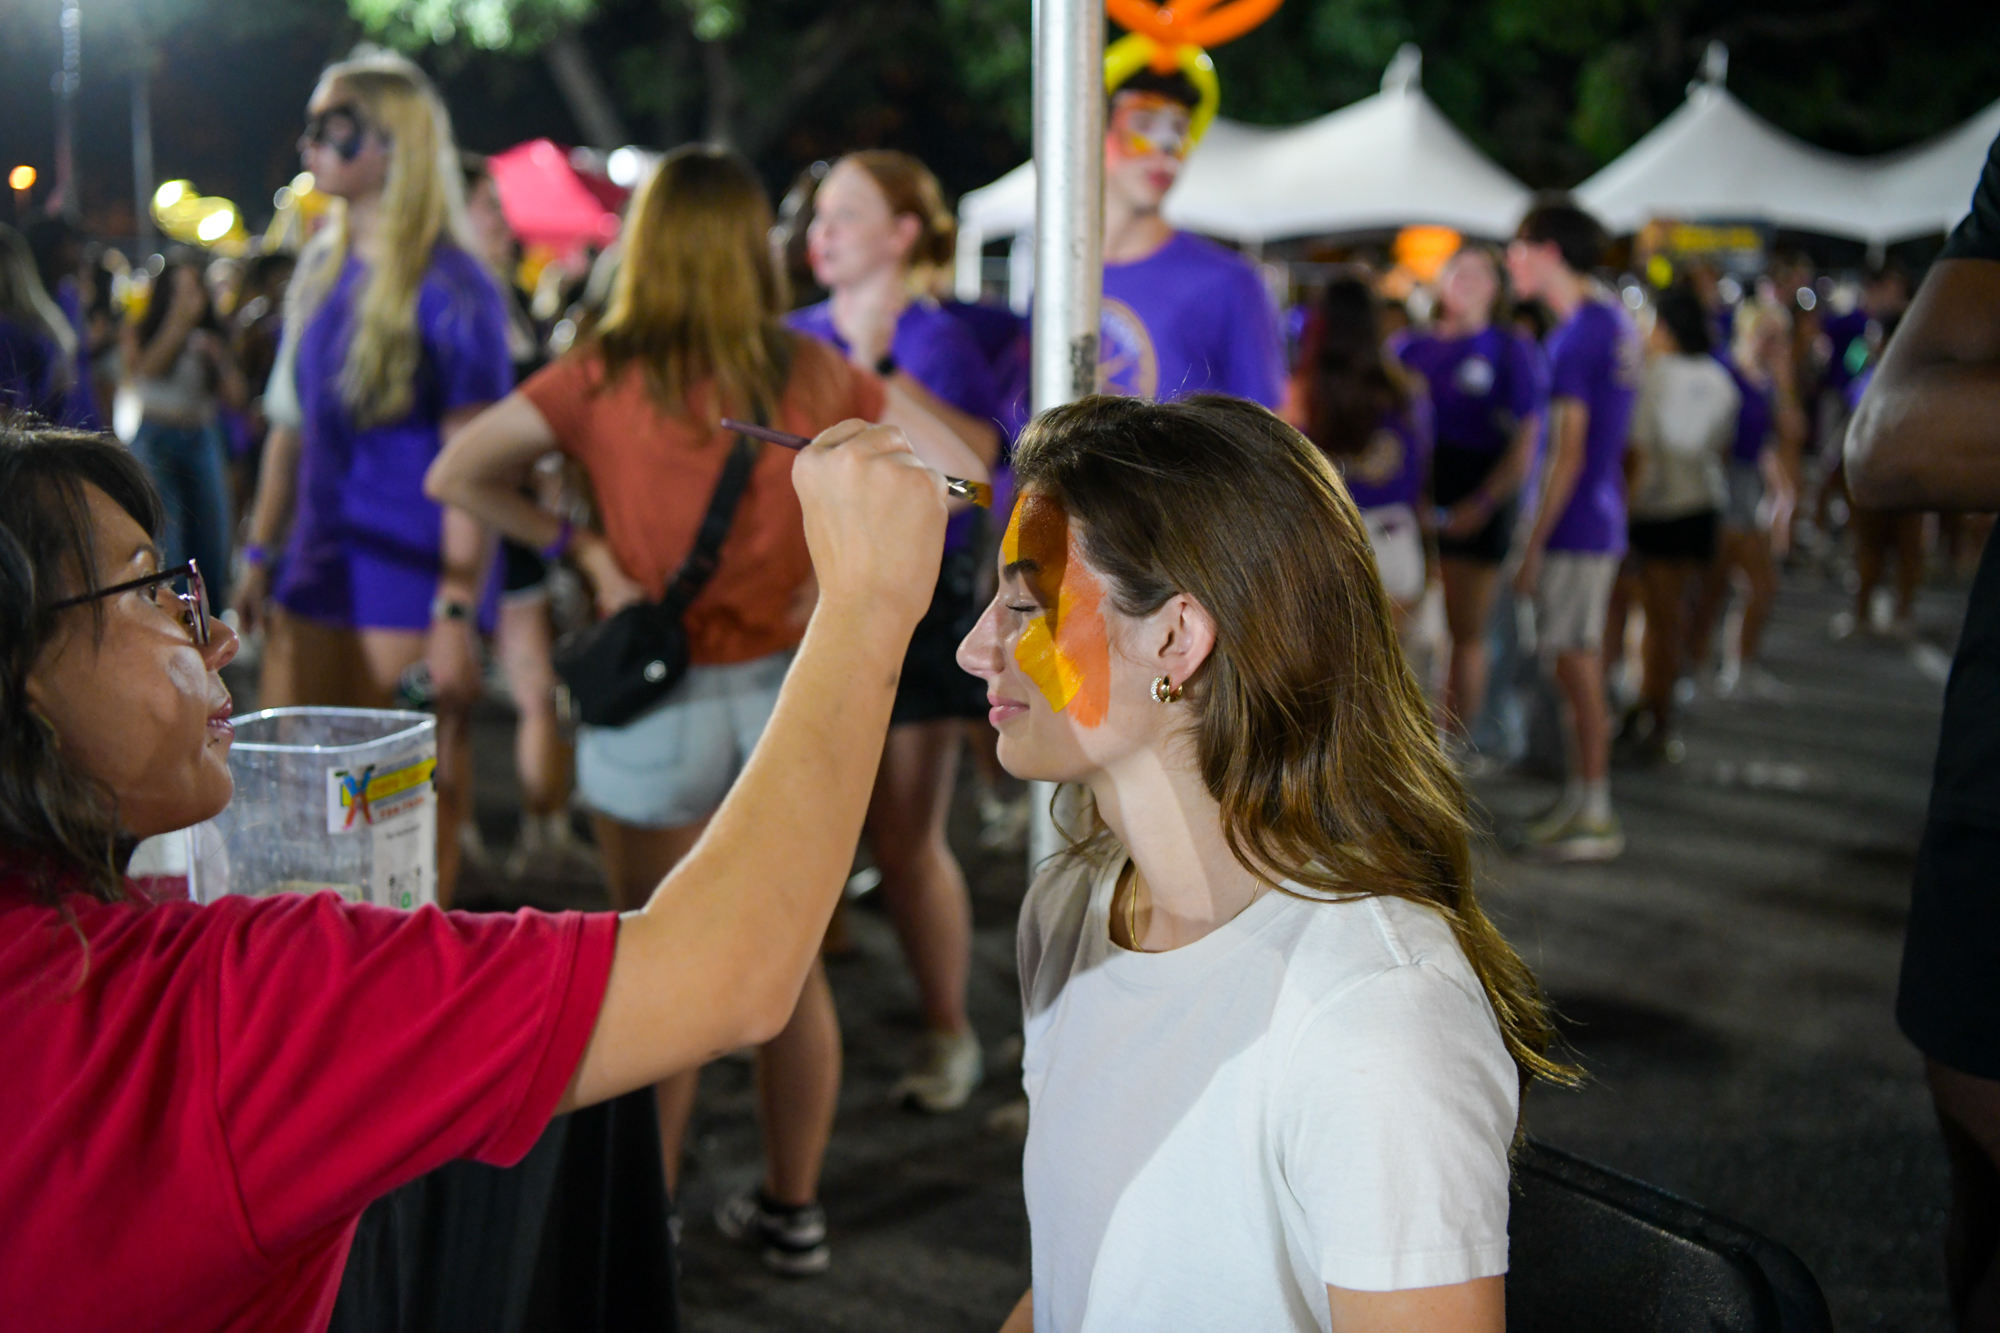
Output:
[430,595,473,623]
[540,519,574,563]
[241,543,270,569]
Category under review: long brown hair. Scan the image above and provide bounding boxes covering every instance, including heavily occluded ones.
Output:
[838,149,956,298]
[1015,394,1577,1097]
[593,145,792,426]
[1305,274,1412,459]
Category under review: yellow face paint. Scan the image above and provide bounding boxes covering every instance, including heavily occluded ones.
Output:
[1001,493,1111,727]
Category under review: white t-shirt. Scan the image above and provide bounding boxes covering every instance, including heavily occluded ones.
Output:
[1017,851,1518,1333]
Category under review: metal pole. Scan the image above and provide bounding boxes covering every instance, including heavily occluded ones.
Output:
[132,58,155,246]
[53,0,81,219]
[1025,0,1103,870]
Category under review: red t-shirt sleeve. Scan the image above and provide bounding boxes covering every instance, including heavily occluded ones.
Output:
[204,895,616,1258]
[519,350,602,466]
[850,361,888,422]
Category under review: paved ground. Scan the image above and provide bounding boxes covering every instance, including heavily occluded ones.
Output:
[421,570,1966,1331]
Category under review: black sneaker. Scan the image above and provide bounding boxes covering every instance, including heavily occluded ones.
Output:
[715,1185,830,1276]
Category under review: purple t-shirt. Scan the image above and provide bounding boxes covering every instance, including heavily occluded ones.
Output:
[1721,356,1774,466]
[0,317,87,427]
[787,297,1000,553]
[276,244,512,630]
[1391,326,1545,455]
[1820,308,1871,392]
[1098,232,1284,408]
[1337,391,1434,513]
[1543,299,1642,556]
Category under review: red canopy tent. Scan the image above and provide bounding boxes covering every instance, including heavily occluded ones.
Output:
[486,139,627,257]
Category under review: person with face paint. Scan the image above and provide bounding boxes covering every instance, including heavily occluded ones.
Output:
[1094,66,1285,408]
[961,394,1569,1333]
[0,415,950,1330]
[233,53,513,907]
[429,145,986,1276]
[789,150,1002,1117]
[1295,275,1434,639]
[1392,247,1548,750]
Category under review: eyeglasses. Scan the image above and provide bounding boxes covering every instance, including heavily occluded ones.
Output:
[51,558,212,648]
[299,104,371,162]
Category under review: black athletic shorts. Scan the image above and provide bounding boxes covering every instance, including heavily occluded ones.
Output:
[1900,817,2000,1079]
[500,538,548,597]
[1628,510,1719,563]
[1432,442,1517,565]
[891,546,988,726]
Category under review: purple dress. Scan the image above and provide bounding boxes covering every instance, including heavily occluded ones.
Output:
[1542,300,1642,557]
[276,245,512,630]
[1098,232,1285,408]
[787,298,1000,553]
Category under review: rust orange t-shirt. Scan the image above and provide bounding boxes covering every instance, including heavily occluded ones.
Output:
[521,335,886,666]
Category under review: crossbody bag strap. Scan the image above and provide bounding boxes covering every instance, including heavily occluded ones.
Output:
[659,422,764,613]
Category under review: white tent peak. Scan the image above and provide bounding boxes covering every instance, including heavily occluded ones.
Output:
[1692,40,1729,95]
[1382,44,1422,96]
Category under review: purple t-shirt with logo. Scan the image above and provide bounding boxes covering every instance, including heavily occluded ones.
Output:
[1543,298,1641,555]
[1391,325,1545,455]
[1337,391,1434,513]
[276,244,512,630]
[787,298,1000,552]
[1721,355,1774,466]
[1098,231,1284,408]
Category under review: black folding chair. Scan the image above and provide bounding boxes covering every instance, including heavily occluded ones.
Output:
[1508,1140,1834,1333]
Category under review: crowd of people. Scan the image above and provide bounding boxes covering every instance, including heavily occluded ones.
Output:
[2,38,1995,1333]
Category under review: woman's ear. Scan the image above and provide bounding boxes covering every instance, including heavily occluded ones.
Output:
[892,212,923,264]
[1149,593,1217,690]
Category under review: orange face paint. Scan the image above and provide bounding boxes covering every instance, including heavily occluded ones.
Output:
[1001,493,1112,727]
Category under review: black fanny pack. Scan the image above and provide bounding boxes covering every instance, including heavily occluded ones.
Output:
[552,428,760,728]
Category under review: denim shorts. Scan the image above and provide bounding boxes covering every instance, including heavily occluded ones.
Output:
[575,649,793,829]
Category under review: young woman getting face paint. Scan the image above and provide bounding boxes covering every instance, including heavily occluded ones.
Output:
[960,394,1573,1333]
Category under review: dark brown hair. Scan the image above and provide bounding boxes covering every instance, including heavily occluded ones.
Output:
[0,423,164,907]
[1014,394,1576,1099]
[1304,275,1412,459]
[1516,192,1608,275]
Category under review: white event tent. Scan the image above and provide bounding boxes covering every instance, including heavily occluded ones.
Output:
[954,46,1531,300]
[1576,43,1998,244]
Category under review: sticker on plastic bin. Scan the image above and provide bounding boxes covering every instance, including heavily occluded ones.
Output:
[326,758,437,834]
[370,796,435,909]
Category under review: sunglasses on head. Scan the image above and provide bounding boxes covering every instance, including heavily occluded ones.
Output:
[299,104,374,163]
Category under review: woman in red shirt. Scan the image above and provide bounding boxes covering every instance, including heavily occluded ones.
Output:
[0,407,945,1329]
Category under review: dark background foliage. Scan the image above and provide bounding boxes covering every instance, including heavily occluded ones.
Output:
[1,0,1996,236]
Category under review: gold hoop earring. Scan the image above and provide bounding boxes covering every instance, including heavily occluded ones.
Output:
[1150,675,1184,704]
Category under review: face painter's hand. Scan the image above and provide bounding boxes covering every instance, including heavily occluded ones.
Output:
[793,419,945,635]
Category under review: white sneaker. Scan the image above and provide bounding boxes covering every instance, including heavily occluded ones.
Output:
[1518,808,1625,863]
[890,1029,983,1113]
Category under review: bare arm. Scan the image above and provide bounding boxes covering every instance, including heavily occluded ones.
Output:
[423,405,501,708]
[1846,258,2000,510]
[881,381,990,493]
[1444,411,1539,539]
[895,371,1002,467]
[998,1289,1033,1333]
[556,421,945,1108]
[1326,1277,1504,1333]
[1512,396,1588,595]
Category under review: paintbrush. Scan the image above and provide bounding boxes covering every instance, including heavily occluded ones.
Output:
[720,418,994,508]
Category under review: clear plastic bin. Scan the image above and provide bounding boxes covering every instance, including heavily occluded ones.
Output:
[203,707,439,909]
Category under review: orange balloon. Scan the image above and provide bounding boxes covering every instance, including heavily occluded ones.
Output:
[1106,0,1283,50]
